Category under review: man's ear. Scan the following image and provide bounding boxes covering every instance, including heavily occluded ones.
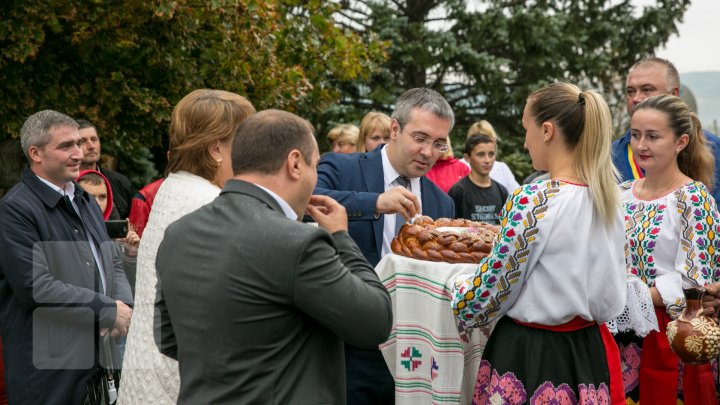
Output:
[28,145,42,164]
[389,119,401,141]
[287,149,302,180]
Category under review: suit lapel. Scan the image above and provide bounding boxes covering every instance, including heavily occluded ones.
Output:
[360,149,385,257]
[420,177,437,218]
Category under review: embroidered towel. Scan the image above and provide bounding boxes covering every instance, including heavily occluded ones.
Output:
[375,253,492,405]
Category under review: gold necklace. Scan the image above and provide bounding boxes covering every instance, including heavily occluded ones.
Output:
[640,172,682,200]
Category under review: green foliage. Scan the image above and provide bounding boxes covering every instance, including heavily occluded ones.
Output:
[1,0,692,184]
[336,0,690,180]
[0,0,387,186]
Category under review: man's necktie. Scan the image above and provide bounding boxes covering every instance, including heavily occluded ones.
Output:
[395,176,411,235]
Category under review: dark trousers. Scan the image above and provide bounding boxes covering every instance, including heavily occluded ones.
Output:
[345,344,394,405]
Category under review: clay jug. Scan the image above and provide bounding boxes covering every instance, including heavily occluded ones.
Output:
[666,287,720,365]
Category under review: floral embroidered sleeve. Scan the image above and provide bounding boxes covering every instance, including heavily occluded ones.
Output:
[650,182,720,319]
[675,182,720,286]
[451,182,555,330]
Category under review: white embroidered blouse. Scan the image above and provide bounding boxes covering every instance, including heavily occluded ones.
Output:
[451,180,627,329]
[619,180,720,319]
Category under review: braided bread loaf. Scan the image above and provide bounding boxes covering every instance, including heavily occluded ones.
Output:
[390,216,499,263]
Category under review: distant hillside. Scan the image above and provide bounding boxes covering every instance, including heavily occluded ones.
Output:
[682,71,720,133]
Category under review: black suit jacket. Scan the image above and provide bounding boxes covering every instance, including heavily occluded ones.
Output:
[155,179,392,404]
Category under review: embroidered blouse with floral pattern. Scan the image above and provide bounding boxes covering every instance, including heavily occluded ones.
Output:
[620,180,720,319]
[451,180,627,330]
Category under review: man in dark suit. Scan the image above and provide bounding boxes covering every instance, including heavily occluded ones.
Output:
[154,109,392,404]
[0,110,133,404]
[314,88,455,404]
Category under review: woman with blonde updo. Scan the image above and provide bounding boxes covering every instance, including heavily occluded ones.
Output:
[327,123,359,154]
[119,89,255,405]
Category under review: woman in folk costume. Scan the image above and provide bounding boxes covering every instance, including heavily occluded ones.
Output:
[613,94,720,404]
[451,82,626,404]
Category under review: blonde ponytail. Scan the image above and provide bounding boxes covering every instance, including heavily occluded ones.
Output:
[528,83,619,225]
[575,90,620,224]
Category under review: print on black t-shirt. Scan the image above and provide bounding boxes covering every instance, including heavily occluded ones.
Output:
[447,176,508,225]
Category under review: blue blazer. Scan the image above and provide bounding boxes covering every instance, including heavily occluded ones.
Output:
[314,147,455,266]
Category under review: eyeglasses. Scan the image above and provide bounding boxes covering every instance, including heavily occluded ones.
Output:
[407,133,449,153]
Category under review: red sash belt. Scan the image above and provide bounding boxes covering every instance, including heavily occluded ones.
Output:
[511,316,624,405]
[512,315,594,331]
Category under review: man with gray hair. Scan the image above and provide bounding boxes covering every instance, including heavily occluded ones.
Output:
[0,110,133,404]
[314,88,455,404]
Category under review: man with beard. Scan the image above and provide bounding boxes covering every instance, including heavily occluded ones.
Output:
[77,119,134,219]
[314,87,455,405]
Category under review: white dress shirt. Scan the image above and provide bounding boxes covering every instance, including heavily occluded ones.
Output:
[380,146,422,257]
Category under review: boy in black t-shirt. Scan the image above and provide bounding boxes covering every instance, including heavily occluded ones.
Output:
[448,134,508,224]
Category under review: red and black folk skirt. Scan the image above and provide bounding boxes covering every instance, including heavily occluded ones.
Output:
[473,315,624,405]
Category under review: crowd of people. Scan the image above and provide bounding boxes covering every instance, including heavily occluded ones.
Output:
[0,56,719,405]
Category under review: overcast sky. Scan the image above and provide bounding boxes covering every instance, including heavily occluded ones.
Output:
[462,0,719,73]
[633,0,720,73]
